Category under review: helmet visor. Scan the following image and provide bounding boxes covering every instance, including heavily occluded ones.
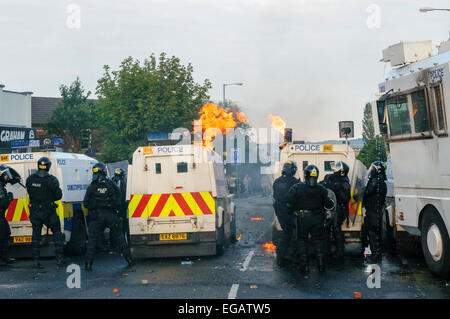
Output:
[1,168,13,182]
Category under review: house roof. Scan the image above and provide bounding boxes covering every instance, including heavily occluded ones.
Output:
[31,96,62,126]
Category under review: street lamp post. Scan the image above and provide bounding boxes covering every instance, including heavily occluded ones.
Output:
[419,7,450,12]
[223,82,243,109]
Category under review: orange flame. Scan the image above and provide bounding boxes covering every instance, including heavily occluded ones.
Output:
[197,103,248,150]
[237,234,242,241]
[251,217,264,221]
[267,114,286,136]
[262,242,276,251]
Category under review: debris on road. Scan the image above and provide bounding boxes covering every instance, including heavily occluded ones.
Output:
[142,280,149,285]
[250,285,258,289]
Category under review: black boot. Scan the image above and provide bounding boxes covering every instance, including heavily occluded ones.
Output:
[124,254,134,268]
[298,254,309,273]
[56,256,65,269]
[335,234,345,260]
[85,261,93,271]
[318,255,326,273]
[33,258,44,269]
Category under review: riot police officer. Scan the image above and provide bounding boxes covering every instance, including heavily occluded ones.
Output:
[112,167,129,245]
[0,165,15,266]
[273,161,299,267]
[322,161,351,260]
[84,163,133,271]
[289,165,335,273]
[362,161,387,263]
[26,157,64,269]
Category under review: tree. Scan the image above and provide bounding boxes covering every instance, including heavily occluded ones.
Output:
[45,78,96,153]
[357,103,387,167]
[95,53,211,162]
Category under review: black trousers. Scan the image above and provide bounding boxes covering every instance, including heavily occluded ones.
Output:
[363,208,382,257]
[29,207,64,260]
[297,212,326,264]
[86,210,131,263]
[0,215,10,260]
[276,213,296,261]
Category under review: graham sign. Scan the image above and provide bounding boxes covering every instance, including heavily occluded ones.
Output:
[0,126,37,148]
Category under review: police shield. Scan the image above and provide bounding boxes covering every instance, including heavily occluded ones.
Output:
[349,159,368,225]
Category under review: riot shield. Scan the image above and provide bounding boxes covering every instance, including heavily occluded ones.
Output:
[349,159,368,225]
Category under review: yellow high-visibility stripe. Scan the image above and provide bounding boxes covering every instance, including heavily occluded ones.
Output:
[146,193,161,217]
[200,192,216,214]
[182,192,203,215]
[128,194,143,218]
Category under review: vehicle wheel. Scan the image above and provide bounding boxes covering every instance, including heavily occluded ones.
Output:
[382,209,396,253]
[216,212,226,256]
[421,208,450,279]
[230,208,237,244]
[272,225,281,247]
[66,210,87,256]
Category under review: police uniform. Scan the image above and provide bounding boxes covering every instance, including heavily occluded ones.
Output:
[322,171,351,259]
[273,173,298,266]
[84,164,132,270]
[0,176,13,265]
[289,165,334,272]
[362,161,387,263]
[26,158,64,268]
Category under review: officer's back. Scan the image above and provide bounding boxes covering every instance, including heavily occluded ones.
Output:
[26,168,62,205]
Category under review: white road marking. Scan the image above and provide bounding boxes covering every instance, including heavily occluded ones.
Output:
[240,249,255,271]
[228,284,239,299]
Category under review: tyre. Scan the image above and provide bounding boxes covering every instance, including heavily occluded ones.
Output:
[420,208,450,279]
[230,208,237,244]
[216,212,226,256]
[381,209,396,253]
[66,210,87,256]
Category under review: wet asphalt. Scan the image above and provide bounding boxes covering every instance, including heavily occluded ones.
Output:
[0,196,449,299]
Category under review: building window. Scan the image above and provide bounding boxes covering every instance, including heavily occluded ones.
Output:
[177,162,188,173]
[387,96,411,136]
[411,90,429,133]
[155,163,161,174]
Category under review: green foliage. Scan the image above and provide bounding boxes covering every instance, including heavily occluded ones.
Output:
[45,78,95,152]
[95,53,212,162]
[357,103,387,167]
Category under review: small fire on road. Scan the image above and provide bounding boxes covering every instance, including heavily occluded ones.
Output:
[261,242,276,251]
[250,217,264,221]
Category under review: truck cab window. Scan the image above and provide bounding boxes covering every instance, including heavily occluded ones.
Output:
[411,90,429,133]
[387,96,411,136]
[177,162,188,173]
[324,161,335,172]
[155,163,161,174]
[434,86,447,132]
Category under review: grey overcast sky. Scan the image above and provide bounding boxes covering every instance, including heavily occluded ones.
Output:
[1,0,449,141]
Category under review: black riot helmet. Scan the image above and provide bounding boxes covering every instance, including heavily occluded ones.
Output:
[37,157,51,171]
[281,161,297,177]
[114,168,125,179]
[304,164,319,187]
[92,162,107,182]
[0,165,13,185]
[332,161,350,177]
[368,161,387,180]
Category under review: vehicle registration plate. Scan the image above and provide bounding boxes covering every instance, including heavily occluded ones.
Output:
[13,236,32,243]
[159,233,187,241]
